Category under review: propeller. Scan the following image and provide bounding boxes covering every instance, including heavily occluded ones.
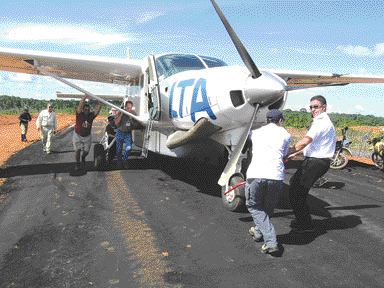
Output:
[210,0,261,79]
[218,104,259,186]
[211,0,263,186]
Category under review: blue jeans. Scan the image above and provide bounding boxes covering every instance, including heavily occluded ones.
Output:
[115,130,132,161]
[245,178,283,248]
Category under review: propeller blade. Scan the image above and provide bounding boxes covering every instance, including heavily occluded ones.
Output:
[210,0,261,79]
[218,104,259,186]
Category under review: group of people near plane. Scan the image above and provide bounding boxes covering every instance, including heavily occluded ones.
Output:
[18,95,137,171]
[246,95,336,255]
[19,94,336,256]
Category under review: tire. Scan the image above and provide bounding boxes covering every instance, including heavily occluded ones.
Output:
[221,175,246,212]
[330,150,349,169]
[371,152,384,170]
[94,143,106,170]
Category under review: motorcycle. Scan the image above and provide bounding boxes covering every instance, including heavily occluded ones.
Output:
[330,127,352,169]
[367,135,384,170]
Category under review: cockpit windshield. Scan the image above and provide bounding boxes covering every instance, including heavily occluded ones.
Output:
[155,54,227,79]
[199,56,227,68]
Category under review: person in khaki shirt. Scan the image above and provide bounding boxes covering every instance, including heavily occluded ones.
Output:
[36,103,57,154]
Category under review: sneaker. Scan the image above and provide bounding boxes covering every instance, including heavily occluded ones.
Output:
[313,177,328,188]
[46,150,51,154]
[260,243,279,254]
[248,227,263,242]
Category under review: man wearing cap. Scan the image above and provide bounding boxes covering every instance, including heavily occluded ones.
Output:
[36,103,57,154]
[246,109,291,255]
[287,95,336,233]
[73,95,101,171]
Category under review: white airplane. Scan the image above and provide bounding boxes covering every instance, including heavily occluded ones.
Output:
[1,0,384,211]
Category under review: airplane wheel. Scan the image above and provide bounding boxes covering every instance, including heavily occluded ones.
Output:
[94,144,106,170]
[221,175,246,212]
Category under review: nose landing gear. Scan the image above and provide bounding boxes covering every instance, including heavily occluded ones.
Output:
[221,174,246,212]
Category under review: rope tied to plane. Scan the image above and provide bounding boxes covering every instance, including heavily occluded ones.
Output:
[223,181,246,195]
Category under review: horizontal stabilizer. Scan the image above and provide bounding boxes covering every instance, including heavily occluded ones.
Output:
[166,118,221,149]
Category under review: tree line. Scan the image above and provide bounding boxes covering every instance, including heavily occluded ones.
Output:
[0,95,120,115]
[283,109,384,128]
[1,95,383,128]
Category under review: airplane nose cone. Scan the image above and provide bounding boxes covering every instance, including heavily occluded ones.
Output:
[244,71,287,106]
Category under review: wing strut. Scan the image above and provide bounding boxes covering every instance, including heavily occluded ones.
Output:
[32,62,145,125]
[218,104,259,186]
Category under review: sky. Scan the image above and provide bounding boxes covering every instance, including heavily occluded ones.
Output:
[0,0,384,116]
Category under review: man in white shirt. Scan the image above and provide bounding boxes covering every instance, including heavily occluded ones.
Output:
[36,103,57,154]
[246,109,291,255]
[287,95,336,233]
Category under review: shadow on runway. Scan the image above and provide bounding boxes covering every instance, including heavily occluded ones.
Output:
[50,150,74,154]
[277,214,362,246]
[238,179,380,246]
[0,151,223,197]
[144,153,223,197]
[0,158,157,178]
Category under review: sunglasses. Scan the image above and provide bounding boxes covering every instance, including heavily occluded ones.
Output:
[309,105,322,110]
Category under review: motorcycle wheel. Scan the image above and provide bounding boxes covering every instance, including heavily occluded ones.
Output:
[371,152,384,170]
[330,150,349,169]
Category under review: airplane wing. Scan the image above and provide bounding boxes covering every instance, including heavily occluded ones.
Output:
[270,69,384,90]
[0,47,143,85]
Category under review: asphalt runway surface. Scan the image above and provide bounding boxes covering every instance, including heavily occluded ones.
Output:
[0,122,383,288]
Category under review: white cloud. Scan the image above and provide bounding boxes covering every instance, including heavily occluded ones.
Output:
[354,104,365,111]
[337,43,384,57]
[374,43,384,55]
[8,73,34,82]
[136,11,165,24]
[4,24,132,47]
[290,47,331,56]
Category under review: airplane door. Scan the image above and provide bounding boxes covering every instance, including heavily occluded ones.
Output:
[147,55,161,121]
